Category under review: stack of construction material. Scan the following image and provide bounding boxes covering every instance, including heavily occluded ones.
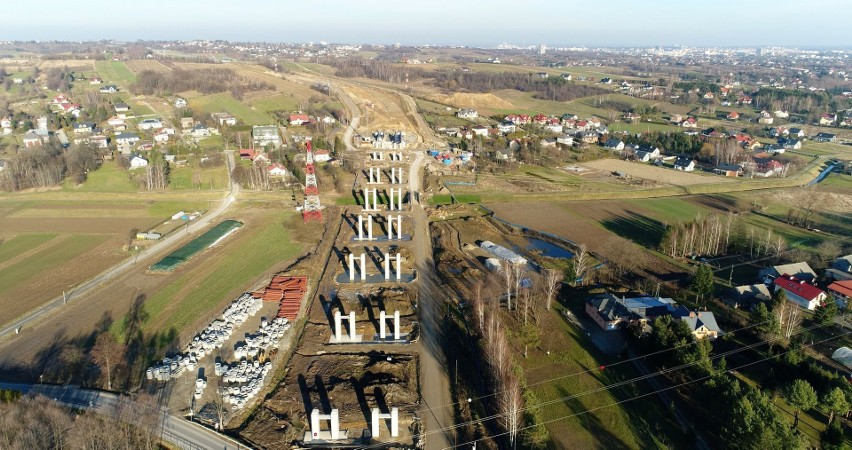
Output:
[255,275,308,321]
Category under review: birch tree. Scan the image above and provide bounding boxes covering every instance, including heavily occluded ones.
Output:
[543,269,563,310]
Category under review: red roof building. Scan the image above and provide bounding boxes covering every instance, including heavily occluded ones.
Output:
[828,280,852,301]
[773,274,827,310]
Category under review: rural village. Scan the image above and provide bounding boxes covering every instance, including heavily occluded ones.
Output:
[0,36,850,450]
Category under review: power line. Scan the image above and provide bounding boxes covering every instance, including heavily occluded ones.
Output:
[353,312,846,449]
[444,328,852,450]
[410,311,780,417]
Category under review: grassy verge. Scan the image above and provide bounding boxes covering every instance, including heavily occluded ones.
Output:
[113,212,301,338]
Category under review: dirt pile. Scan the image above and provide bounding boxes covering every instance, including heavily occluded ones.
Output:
[428,92,514,110]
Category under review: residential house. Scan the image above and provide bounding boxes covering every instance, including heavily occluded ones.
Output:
[674,156,696,171]
[0,117,11,129]
[73,122,95,135]
[604,138,625,151]
[714,163,743,177]
[252,125,282,148]
[774,110,790,118]
[681,311,724,340]
[98,85,118,94]
[770,126,789,137]
[267,164,288,177]
[738,95,753,105]
[189,123,212,138]
[22,130,44,148]
[139,118,164,131]
[820,113,837,126]
[114,103,130,113]
[828,281,852,304]
[720,87,731,97]
[456,109,478,119]
[504,114,531,125]
[703,92,715,99]
[497,121,516,134]
[763,143,786,154]
[471,125,489,137]
[773,274,827,310]
[587,118,602,128]
[576,131,598,145]
[211,112,237,126]
[760,262,817,283]
[777,137,802,150]
[313,149,331,163]
[586,294,630,331]
[814,132,837,143]
[556,135,574,146]
[727,111,740,120]
[86,135,109,149]
[634,145,661,162]
[759,115,774,125]
[788,127,805,138]
[732,284,773,305]
[180,117,195,130]
[670,114,683,124]
[107,116,125,128]
[89,76,103,84]
[129,155,148,169]
[561,73,572,81]
[544,123,563,133]
[681,117,698,128]
[153,130,171,144]
[288,113,311,126]
[174,98,187,108]
[561,113,579,122]
[115,132,141,148]
[753,159,784,177]
[833,255,852,273]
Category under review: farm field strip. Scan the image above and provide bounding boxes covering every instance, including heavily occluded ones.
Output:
[183,92,274,125]
[120,213,301,337]
[94,60,138,86]
[0,233,58,266]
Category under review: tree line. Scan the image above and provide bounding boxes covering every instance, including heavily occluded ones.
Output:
[325,57,610,102]
[131,68,273,101]
[659,212,789,260]
[0,142,100,191]
[753,87,834,117]
[0,392,163,450]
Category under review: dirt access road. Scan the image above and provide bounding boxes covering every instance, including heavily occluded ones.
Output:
[409,150,453,450]
[0,151,239,341]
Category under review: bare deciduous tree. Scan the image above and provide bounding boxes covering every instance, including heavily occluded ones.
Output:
[90,333,126,390]
[573,243,589,286]
[502,261,514,310]
[543,268,562,310]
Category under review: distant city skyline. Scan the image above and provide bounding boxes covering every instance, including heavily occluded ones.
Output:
[4,0,851,48]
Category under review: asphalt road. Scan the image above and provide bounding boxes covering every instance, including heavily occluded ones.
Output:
[0,382,250,450]
[0,155,240,341]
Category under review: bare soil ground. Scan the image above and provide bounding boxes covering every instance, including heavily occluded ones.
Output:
[239,205,423,449]
[339,83,420,136]
[582,159,735,186]
[426,92,514,110]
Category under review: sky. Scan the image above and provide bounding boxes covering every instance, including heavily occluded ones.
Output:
[3,0,851,47]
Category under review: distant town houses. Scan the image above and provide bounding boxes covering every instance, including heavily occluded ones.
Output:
[211,112,237,126]
[456,108,478,119]
[252,125,282,148]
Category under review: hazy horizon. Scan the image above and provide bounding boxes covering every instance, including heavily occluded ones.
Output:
[4,0,851,48]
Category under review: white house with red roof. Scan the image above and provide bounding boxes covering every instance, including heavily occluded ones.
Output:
[773,274,827,310]
[681,117,698,128]
[288,114,311,126]
[727,111,740,120]
[313,149,331,162]
[267,164,288,177]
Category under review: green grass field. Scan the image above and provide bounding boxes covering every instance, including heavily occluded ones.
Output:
[249,94,300,113]
[818,173,852,196]
[623,197,710,223]
[525,302,689,449]
[0,235,108,298]
[185,92,274,125]
[609,121,682,134]
[169,164,230,190]
[115,212,301,337]
[94,60,137,86]
[66,161,138,193]
[0,234,57,265]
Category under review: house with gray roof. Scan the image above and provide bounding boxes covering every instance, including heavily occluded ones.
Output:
[759,262,817,283]
[680,311,723,340]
